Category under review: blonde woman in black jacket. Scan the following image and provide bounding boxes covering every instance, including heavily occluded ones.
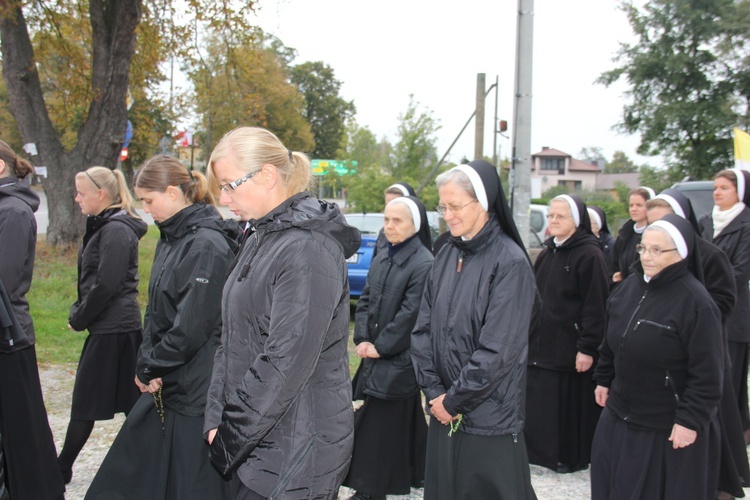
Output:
[345,196,433,499]
[58,166,146,484]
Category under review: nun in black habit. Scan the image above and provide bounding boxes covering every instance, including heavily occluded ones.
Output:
[374,182,417,257]
[592,214,723,500]
[411,160,538,499]
[648,189,749,496]
[344,196,433,499]
[587,205,615,274]
[525,194,609,473]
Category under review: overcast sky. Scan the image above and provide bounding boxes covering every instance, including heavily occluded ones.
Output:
[251,0,655,168]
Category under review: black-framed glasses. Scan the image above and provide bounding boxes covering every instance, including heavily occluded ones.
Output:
[219,169,260,193]
[436,199,478,216]
[635,244,678,258]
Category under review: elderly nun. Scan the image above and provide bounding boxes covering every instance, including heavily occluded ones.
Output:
[374,182,418,257]
[648,189,748,497]
[411,159,537,499]
[344,196,433,499]
[525,194,609,474]
[592,214,723,500]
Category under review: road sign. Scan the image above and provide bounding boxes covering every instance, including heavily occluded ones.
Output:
[311,159,358,176]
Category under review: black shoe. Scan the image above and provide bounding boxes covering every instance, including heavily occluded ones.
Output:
[348,492,386,500]
[556,462,588,474]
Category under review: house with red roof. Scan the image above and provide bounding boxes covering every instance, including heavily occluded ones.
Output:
[531,147,601,195]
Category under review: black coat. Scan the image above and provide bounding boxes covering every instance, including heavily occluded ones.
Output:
[528,228,609,371]
[69,208,148,334]
[352,235,434,400]
[0,177,38,347]
[136,203,239,417]
[594,260,723,433]
[411,216,537,436]
[596,231,616,275]
[699,209,750,342]
[0,279,27,352]
[205,193,360,498]
[611,219,643,281]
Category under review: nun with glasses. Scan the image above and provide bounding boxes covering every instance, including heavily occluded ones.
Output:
[698,169,750,442]
[592,214,723,500]
[525,194,609,474]
[344,196,433,500]
[411,159,537,499]
[374,182,417,257]
[648,189,749,496]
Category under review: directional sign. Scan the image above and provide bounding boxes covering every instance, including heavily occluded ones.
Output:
[311,159,358,176]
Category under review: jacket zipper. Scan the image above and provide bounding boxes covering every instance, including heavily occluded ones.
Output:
[617,288,649,420]
[634,319,675,331]
[665,370,680,403]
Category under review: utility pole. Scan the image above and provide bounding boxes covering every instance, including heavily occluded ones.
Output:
[511,0,534,248]
[474,73,486,160]
[493,75,499,169]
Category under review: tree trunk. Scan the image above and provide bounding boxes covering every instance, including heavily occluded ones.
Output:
[0,0,142,246]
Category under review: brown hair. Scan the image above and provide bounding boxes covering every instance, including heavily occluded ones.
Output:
[75,166,139,217]
[207,127,313,196]
[714,169,737,189]
[134,155,215,206]
[629,187,652,201]
[0,140,34,179]
[645,198,673,211]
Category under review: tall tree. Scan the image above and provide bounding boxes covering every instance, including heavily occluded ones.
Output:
[0,0,141,246]
[341,122,392,212]
[606,151,639,173]
[391,95,440,182]
[598,0,747,180]
[290,61,355,159]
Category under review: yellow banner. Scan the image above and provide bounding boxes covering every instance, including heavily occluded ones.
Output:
[734,128,750,171]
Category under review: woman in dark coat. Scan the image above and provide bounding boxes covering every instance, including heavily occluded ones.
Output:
[58,166,146,483]
[525,194,609,473]
[205,127,361,499]
[647,189,749,497]
[345,196,433,499]
[592,215,723,500]
[588,205,615,274]
[699,168,750,441]
[612,186,653,284]
[411,160,537,499]
[86,156,238,500]
[0,140,65,499]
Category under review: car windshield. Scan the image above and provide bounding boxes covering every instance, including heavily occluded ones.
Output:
[345,214,384,235]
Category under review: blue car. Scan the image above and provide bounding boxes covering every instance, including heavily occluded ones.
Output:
[344,213,385,299]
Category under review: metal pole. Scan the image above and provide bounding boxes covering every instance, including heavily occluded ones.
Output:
[474,73,486,160]
[511,0,534,248]
[493,75,499,169]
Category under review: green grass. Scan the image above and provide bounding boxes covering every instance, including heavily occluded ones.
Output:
[30,226,160,364]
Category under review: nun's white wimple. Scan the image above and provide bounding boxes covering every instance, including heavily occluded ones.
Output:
[387,197,421,232]
[387,183,410,197]
[553,195,580,227]
[587,208,602,230]
[640,186,656,199]
[653,194,686,219]
[453,165,488,211]
[649,220,688,259]
[731,168,746,202]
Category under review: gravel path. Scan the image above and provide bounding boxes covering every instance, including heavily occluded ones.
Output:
[38,363,612,500]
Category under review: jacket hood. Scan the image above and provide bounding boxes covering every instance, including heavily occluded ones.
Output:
[251,192,361,259]
[0,176,40,212]
[104,208,148,239]
[157,202,241,252]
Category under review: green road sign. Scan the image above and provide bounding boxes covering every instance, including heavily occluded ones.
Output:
[311,159,357,175]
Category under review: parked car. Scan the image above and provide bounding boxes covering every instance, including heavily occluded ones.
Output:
[528,228,544,265]
[671,180,714,222]
[530,204,550,243]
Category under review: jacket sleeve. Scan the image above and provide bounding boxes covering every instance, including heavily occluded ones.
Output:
[411,268,447,402]
[702,245,736,321]
[204,333,227,435]
[374,258,433,357]
[442,258,535,416]
[136,240,231,382]
[675,299,723,433]
[727,223,750,295]
[594,297,616,388]
[209,240,344,475]
[575,248,609,356]
[353,262,375,345]
[68,224,134,331]
[0,206,34,302]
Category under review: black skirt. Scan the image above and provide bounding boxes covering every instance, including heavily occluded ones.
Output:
[0,345,65,499]
[424,416,536,500]
[591,407,720,500]
[716,361,750,496]
[71,331,142,420]
[85,393,231,500]
[525,365,601,471]
[343,394,427,496]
